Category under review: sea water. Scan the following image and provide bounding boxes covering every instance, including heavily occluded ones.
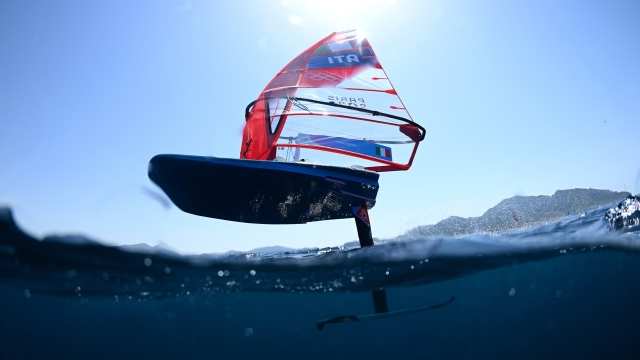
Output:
[1,205,639,359]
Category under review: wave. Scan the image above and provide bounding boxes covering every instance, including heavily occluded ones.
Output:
[1,203,639,301]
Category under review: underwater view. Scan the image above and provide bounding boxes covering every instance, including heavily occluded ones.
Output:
[2,192,640,359]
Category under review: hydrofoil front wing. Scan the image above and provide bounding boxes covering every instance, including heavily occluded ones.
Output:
[316,296,455,330]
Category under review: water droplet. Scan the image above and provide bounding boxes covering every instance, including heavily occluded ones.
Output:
[218,271,224,277]
[144,258,152,266]
[24,289,31,298]
[250,270,256,276]
[555,290,562,298]
[102,272,109,280]
[244,327,254,336]
[165,267,171,274]
[509,288,516,296]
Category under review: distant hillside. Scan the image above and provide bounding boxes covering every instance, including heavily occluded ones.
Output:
[399,189,628,238]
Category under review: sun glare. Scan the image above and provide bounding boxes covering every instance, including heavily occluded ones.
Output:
[278,0,397,32]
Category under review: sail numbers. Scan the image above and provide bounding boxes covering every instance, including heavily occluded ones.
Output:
[328,96,366,108]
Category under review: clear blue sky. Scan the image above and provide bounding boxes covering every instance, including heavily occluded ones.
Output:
[1,0,639,254]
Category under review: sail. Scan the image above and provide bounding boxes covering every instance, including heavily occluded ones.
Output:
[241,30,424,172]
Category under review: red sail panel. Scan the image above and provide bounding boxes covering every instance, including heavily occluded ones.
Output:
[240,34,333,160]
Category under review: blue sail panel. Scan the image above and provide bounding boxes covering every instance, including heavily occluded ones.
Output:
[297,134,392,161]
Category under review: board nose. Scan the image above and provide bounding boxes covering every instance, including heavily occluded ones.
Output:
[147,155,163,186]
[147,154,177,192]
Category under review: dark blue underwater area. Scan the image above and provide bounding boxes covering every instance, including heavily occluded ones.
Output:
[1,205,640,359]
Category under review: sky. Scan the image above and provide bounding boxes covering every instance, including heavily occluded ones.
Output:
[1,0,639,254]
